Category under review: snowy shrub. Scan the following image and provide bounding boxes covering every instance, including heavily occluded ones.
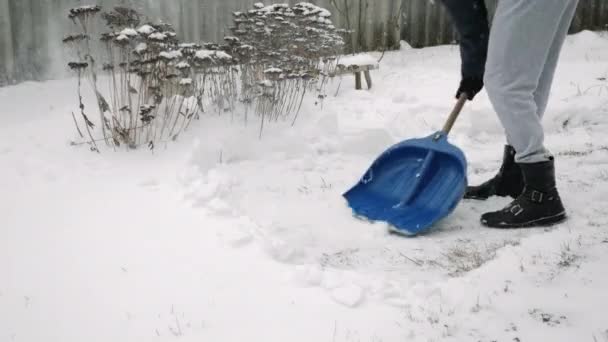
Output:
[63,3,346,150]
[64,6,210,150]
[227,2,346,135]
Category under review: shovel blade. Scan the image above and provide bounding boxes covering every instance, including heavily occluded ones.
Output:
[343,132,467,235]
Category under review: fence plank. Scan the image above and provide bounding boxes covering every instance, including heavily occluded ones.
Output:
[0,0,14,85]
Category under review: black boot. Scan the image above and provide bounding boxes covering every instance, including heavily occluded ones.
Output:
[481,159,567,229]
[465,145,524,200]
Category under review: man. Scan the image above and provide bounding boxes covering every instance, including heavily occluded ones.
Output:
[439,0,579,228]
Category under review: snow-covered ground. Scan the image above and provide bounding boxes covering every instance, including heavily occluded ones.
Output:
[2,31,608,342]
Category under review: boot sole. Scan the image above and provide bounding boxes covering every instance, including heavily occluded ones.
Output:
[481,212,567,229]
[463,193,519,201]
[463,195,490,201]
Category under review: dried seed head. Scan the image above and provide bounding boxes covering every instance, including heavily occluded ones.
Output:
[151,23,174,33]
[137,70,151,78]
[63,34,89,44]
[68,62,89,70]
[68,5,101,20]
[224,36,240,45]
[102,7,141,29]
[114,34,130,45]
[100,32,116,42]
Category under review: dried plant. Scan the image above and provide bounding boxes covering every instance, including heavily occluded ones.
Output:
[63,3,346,150]
[228,2,346,136]
[64,6,203,149]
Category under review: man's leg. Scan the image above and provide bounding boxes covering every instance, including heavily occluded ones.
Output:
[480,0,578,228]
[533,0,579,122]
[484,0,578,164]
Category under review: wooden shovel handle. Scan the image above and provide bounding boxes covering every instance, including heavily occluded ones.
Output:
[441,93,468,136]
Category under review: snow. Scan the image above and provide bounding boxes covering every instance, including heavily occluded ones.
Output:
[224,36,240,43]
[115,34,129,42]
[337,53,379,68]
[214,51,232,60]
[295,2,332,17]
[258,79,274,87]
[72,5,98,10]
[119,28,139,37]
[1,31,608,342]
[135,42,148,54]
[264,67,283,74]
[179,78,193,86]
[159,50,183,60]
[195,50,231,62]
[137,24,156,35]
[259,3,290,13]
[179,43,200,49]
[148,32,167,41]
[176,61,191,69]
[195,49,214,60]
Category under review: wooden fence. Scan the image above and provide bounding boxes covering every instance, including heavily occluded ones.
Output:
[402,0,608,47]
[0,0,607,85]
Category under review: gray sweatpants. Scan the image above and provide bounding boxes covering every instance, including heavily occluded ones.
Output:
[484,0,579,163]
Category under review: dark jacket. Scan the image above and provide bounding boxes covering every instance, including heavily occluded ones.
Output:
[440,0,490,80]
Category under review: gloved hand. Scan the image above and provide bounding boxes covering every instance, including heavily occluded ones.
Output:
[456,77,484,100]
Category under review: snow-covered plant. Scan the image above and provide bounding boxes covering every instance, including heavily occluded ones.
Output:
[64,6,104,152]
[63,3,346,149]
[228,2,345,135]
[64,6,210,150]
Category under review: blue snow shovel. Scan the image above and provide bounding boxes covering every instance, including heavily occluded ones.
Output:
[343,94,469,236]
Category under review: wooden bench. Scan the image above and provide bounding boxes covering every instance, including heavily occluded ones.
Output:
[331,54,379,90]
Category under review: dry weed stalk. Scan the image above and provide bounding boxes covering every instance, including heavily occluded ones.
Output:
[64,3,346,149]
